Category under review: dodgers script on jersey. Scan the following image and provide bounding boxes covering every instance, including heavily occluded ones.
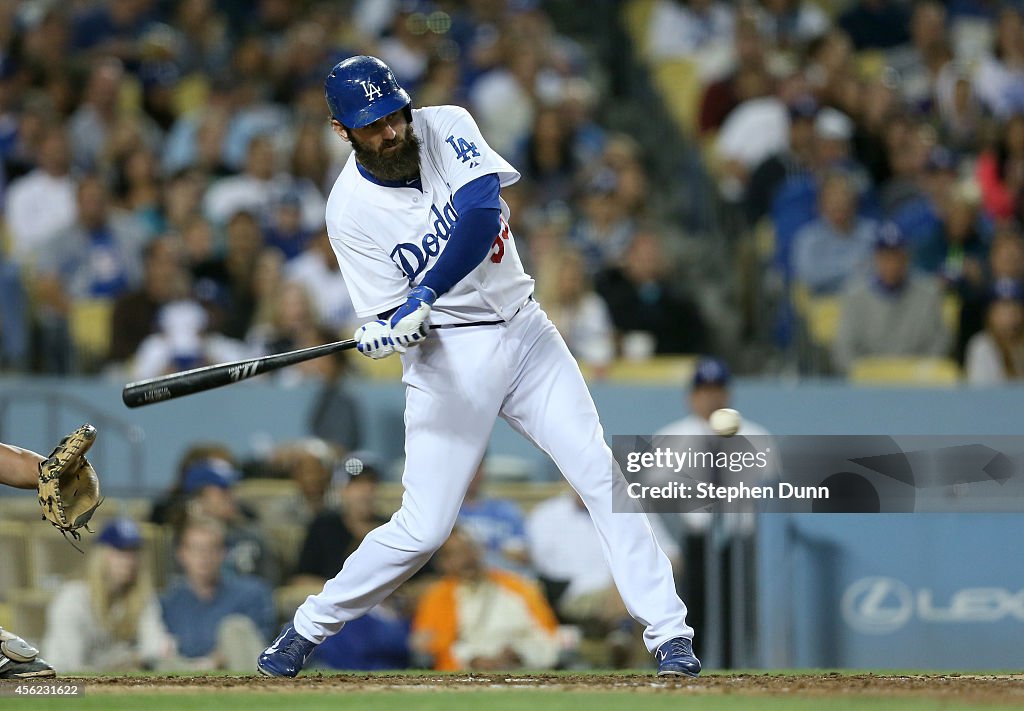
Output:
[325,106,534,326]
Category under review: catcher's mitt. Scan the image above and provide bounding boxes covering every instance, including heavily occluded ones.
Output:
[37,424,103,545]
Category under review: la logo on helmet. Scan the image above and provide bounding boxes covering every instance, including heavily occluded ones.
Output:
[358,80,382,100]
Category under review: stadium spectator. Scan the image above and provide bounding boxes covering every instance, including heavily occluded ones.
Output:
[975,113,1024,223]
[246,269,317,357]
[645,0,737,83]
[161,517,275,672]
[698,13,771,136]
[263,191,313,261]
[109,236,190,364]
[568,168,636,272]
[792,171,877,295]
[753,0,829,51]
[150,442,237,527]
[965,278,1024,384]
[292,454,387,586]
[596,229,710,356]
[743,96,817,226]
[886,1,949,111]
[411,529,559,671]
[43,518,172,672]
[180,457,280,584]
[833,222,951,373]
[283,229,358,335]
[263,438,338,529]
[203,134,325,232]
[516,104,579,207]
[972,7,1024,120]
[467,40,542,159]
[535,247,615,372]
[130,299,251,380]
[957,230,1024,361]
[915,181,988,281]
[33,175,147,302]
[3,127,77,264]
[457,461,531,577]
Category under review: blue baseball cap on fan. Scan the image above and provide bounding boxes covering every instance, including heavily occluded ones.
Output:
[692,357,731,388]
[98,518,143,550]
[992,278,1024,303]
[874,221,908,250]
[183,459,240,494]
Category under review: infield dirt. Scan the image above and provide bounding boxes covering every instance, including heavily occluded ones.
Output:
[46,672,1024,705]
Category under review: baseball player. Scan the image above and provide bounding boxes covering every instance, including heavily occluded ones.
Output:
[258,56,700,677]
[0,426,102,679]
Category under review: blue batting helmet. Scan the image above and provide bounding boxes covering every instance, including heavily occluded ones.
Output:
[324,56,411,129]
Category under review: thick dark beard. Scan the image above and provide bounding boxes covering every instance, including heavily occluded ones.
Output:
[351,125,422,182]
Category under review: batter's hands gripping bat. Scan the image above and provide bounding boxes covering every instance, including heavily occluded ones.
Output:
[122,339,357,408]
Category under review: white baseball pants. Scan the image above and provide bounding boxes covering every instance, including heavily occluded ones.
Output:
[292,300,693,651]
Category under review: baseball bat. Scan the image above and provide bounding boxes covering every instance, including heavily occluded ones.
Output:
[122,338,358,408]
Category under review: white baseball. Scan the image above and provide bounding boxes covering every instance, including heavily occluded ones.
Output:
[709,408,741,437]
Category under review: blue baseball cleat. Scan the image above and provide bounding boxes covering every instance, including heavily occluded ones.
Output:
[655,637,701,677]
[257,623,317,677]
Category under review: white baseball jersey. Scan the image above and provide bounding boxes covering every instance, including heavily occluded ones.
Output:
[325,106,535,326]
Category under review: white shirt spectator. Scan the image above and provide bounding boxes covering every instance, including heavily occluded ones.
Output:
[131,300,253,379]
[965,331,1024,385]
[715,97,789,170]
[973,54,1024,120]
[646,0,736,82]
[526,493,679,601]
[3,170,77,264]
[43,581,171,672]
[547,292,615,368]
[204,174,326,232]
[283,249,357,334]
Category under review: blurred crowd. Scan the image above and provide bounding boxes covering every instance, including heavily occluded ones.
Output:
[34,438,689,673]
[0,0,715,383]
[640,0,1024,381]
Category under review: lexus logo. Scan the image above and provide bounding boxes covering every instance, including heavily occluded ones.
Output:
[842,577,914,634]
[842,577,1024,634]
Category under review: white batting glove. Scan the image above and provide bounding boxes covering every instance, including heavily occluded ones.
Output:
[389,285,435,350]
[354,320,396,359]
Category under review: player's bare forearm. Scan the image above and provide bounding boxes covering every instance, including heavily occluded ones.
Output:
[0,443,45,489]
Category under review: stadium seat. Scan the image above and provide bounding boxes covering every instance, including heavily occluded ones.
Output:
[849,357,962,385]
[651,59,703,136]
[26,533,90,591]
[0,523,31,601]
[792,285,842,348]
[273,582,323,626]
[139,522,175,592]
[7,589,53,647]
[234,478,299,523]
[70,298,114,363]
[580,355,698,383]
[622,0,657,54]
[943,293,961,340]
[265,523,307,575]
